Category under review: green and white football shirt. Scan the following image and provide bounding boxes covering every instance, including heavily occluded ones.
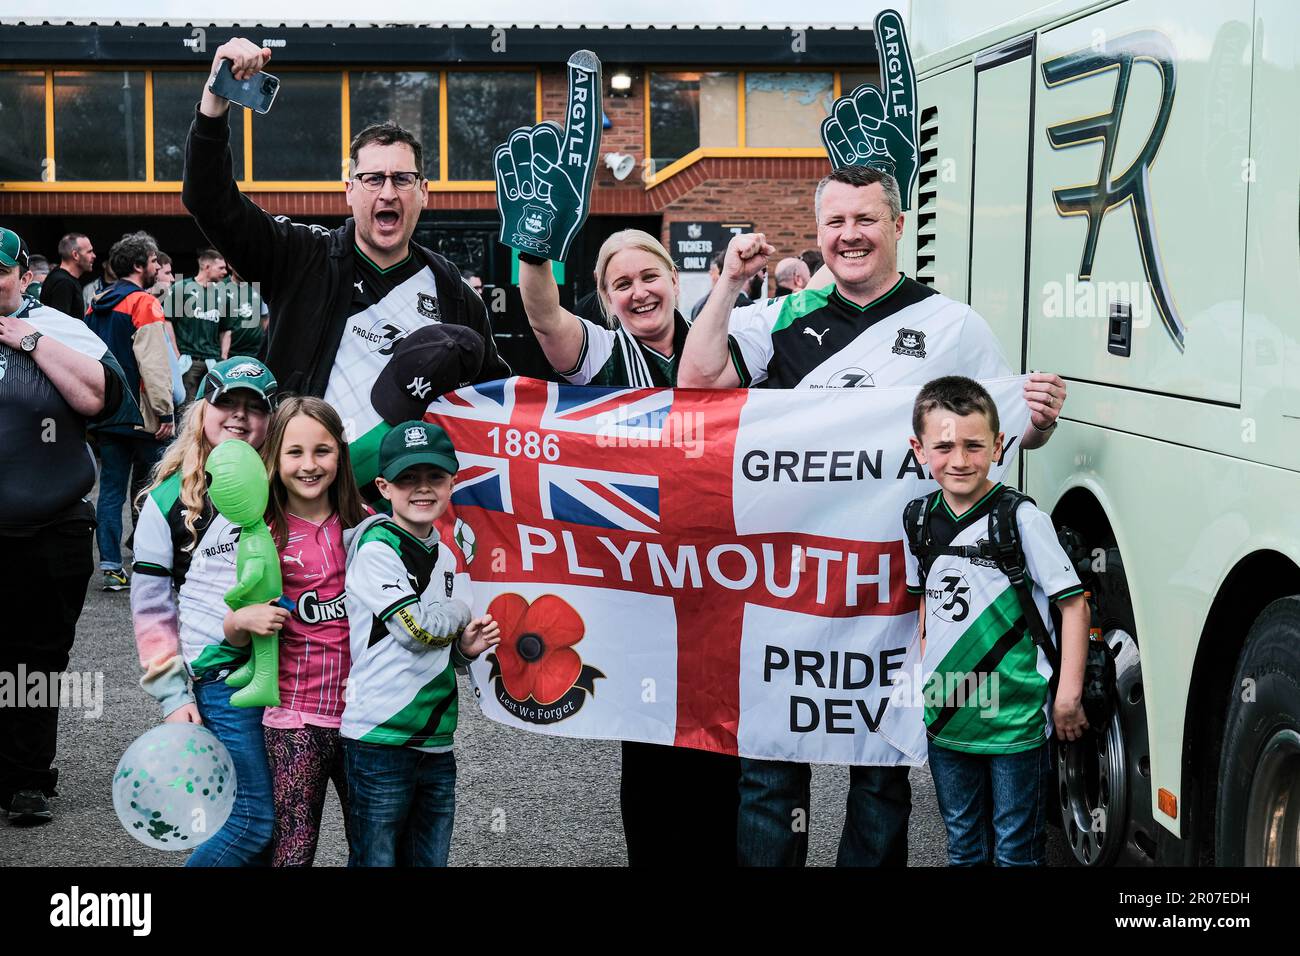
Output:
[133,472,249,678]
[342,515,474,751]
[904,485,1083,754]
[325,249,440,444]
[558,310,750,388]
[728,276,1011,389]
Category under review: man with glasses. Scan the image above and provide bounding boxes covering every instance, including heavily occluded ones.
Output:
[182,38,509,433]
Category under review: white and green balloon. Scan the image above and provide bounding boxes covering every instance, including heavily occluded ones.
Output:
[112,724,236,850]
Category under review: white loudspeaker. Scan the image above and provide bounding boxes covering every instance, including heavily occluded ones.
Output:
[604,152,635,181]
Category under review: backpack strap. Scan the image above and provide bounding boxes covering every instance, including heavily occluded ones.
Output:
[987,488,1061,677]
[903,490,943,587]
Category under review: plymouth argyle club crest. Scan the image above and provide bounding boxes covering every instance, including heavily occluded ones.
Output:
[519,204,554,242]
[483,593,604,725]
[416,292,440,321]
[892,328,926,358]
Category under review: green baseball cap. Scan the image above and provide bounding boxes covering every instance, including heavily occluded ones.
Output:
[0,227,26,269]
[379,421,459,481]
[201,356,279,409]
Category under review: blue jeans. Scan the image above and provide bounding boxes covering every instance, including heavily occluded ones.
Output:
[737,759,911,867]
[927,740,1051,866]
[187,672,273,866]
[96,433,164,571]
[343,740,456,867]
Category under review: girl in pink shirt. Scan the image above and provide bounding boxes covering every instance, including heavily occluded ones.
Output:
[225,396,368,866]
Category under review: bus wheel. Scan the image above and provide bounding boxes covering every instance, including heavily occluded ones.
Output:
[1215,596,1300,866]
[1059,626,1145,865]
[1054,540,1155,865]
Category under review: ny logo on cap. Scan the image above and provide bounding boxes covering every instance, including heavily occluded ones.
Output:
[404,426,428,447]
[407,377,432,399]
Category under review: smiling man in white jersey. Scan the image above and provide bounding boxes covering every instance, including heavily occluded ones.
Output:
[679,163,1068,867]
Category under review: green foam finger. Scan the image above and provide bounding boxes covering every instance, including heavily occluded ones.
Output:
[494,49,602,261]
[532,124,564,175]
[494,143,519,202]
[508,128,537,202]
[874,9,916,133]
[561,50,602,181]
[853,84,888,132]
[820,116,852,169]
[874,8,919,207]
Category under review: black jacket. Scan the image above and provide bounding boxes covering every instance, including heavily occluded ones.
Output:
[39,266,86,320]
[182,108,509,398]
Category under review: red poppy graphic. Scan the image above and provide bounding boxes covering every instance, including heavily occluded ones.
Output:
[489,593,586,705]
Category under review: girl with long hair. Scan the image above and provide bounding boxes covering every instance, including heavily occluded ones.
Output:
[224,396,367,865]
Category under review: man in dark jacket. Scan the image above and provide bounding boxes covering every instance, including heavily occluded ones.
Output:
[39,233,96,320]
[1,225,136,824]
[182,38,509,451]
[83,231,176,592]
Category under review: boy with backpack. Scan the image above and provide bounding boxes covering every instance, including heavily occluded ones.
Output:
[903,376,1089,866]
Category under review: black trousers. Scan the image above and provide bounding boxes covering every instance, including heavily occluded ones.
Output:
[0,518,94,803]
[620,740,741,866]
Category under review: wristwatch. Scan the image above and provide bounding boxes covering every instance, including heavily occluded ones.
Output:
[1033,417,1058,433]
[19,330,43,353]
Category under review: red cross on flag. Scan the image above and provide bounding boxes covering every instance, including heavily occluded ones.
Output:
[428,376,1029,765]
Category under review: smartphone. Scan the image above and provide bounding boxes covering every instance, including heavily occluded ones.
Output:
[208,59,280,114]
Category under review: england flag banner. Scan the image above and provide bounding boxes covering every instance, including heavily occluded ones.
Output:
[427,376,1030,765]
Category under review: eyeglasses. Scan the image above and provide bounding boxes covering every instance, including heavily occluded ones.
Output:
[352,171,423,191]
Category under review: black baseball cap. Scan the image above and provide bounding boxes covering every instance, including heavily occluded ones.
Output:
[378,420,459,481]
[370,324,485,425]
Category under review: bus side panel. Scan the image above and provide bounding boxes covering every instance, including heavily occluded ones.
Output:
[1245,0,1300,424]
[1031,0,1253,405]
[970,49,1035,371]
[1030,423,1300,835]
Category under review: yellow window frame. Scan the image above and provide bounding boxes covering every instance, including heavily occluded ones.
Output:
[642,67,870,189]
[0,64,541,193]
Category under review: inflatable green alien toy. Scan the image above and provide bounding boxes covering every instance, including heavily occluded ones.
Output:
[205,438,282,708]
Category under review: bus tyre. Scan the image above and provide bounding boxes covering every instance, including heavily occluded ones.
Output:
[1215,596,1300,866]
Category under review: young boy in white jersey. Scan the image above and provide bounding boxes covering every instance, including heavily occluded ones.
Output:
[904,376,1089,866]
[341,420,499,866]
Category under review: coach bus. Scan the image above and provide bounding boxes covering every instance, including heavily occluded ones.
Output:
[900,0,1299,865]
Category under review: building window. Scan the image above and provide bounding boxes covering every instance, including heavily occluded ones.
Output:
[252,71,342,181]
[153,71,245,181]
[446,72,534,181]
[0,71,46,181]
[744,72,834,148]
[649,71,738,170]
[53,70,146,181]
[349,71,440,178]
[839,69,882,98]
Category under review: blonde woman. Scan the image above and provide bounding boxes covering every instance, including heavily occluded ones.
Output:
[518,231,744,866]
[519,230,749,389]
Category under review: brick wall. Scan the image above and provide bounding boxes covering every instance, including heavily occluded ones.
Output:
[540,64,647,217]
[657,159,823,262]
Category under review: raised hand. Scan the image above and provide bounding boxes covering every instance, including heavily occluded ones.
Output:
[819,9,919,210]
[495,50,602,261]
[722,233,776,284]
[200,37,273,118]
